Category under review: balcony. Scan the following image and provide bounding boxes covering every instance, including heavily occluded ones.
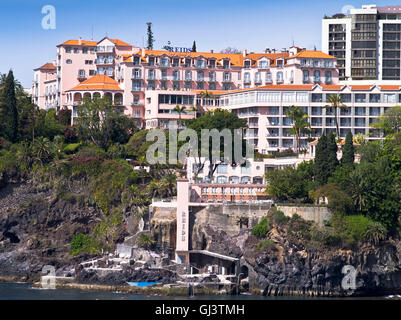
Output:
[132,74,142,79]
[147,74,157,80]
[96,59,114,65]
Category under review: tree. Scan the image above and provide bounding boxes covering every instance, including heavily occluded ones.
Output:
[266,166,309,201]
[327,132,339,174]
[0,70,19,142]
[184,109,248,179]
[341,131,354,166]
[220,47,241,54]
[324,94,348,139]
[76,97,134,149]
[173,105,187,122]
[285,106,311,154]
[371,105,401,135]
[162,40,172,51]
[192,41,197,53]
[314,134,328,186]
[146,22,154,50]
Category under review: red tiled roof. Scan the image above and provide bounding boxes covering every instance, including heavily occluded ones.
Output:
[379,85,401,91]
[67,75,122,91]
[110,39,131,47]
[58,39,97,47]
[321,85,345,90]
[349,85,375,91]
[289,51,336,59]
[37,63,56,71]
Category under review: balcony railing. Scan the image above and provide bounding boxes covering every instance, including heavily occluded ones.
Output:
[96,59,114,65]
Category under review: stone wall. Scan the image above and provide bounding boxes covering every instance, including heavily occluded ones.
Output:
[276,205,332,227]
[194,204,272,237]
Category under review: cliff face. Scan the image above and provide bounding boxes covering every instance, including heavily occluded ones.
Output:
[187,205,401,297]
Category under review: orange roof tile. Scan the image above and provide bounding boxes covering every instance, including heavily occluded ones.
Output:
[194,90,227,95]
[289,51,336,59]
[58,39,97,47]
[379,85,401,91]
[111,39,131,47]
[321,85,345,90]
[37,63,56,71]
[349,85,375,91]
[67,75,122,91]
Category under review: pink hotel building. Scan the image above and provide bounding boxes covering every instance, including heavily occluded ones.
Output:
[33,36,400,154]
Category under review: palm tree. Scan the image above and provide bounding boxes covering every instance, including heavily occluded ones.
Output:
[173,105,186,121]
[285,106,311,154]
[188,105,199,118]
[324,94,348,139]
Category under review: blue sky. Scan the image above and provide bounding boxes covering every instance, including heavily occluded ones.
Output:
[1,0,400,87]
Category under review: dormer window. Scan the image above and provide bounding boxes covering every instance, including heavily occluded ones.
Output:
[149,57,155,66]
[258,60,269,69]
[133,56,140,65]
[172,58,180,67]
[223,60,230,69]
[244,60,251,69]
[196,59,206,68]
[160,57,170,67]
[276,59,284,68]
[185,58,191,67]
[209,60,216,69]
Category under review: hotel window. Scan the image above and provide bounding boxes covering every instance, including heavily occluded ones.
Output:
[185,70,192,81]
[78,69,85,78]
[325,71,332,83]
[244,60,251,68]
[244,72,251,83]
[173,82,180,90]
[258,60,269,69]
[384,93,396,103]
[276,59,284,68]
[132,80,141,91]
[369,94,380,103]
[74,48,79,54]
[276,72,283,82]
[90,48,95,54]
[209,83,216,90]
[185,59,191,68]
[209,71,216,81]
[265,72,272,83]
[223,84,231,90]
[313,70,321,82]
[133,68,141,79]
[223,60,230,69]
[238,72,241,80]
[303,70,309,82]
[340,93,351,103]
[97,67,105,75]
[173,58,179,67]
[296,92,309,103]
[65,47,71,53]
[89,70,96,76]
[355,94,366,103]
[223,72,231,82]
[311,93,323,102]
[254,72,262,84]
[149,57,155,66]
[197,82,204,90]
[217,164,228,174]
[161,81,167,90]
[185,82,192,90]
[148,69,156,80]
[147,81,155,90]
[160,57,169,67]
[173,70,180,81]
[133,56,140,65]
[106,67,113,76]
[196,59,206,68]
[209,60,216,68]
[197,71,204,81]
[133,95,140,105]
[83,48,88,54]
[66,59,72,64]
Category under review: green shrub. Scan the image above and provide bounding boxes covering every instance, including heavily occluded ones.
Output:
[256,239,276,251]
[251,217,270,238]
[70,233,95,256]
[271,210,290,225]
[363,221,387,244]
[63,143,81,154]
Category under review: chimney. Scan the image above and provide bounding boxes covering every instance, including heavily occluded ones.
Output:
[242,49,247,57]
[210,49,214,53]
[79,37,82,45]
[141,47,145,56]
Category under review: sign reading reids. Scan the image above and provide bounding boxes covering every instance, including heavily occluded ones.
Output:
[168,47,192,53]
